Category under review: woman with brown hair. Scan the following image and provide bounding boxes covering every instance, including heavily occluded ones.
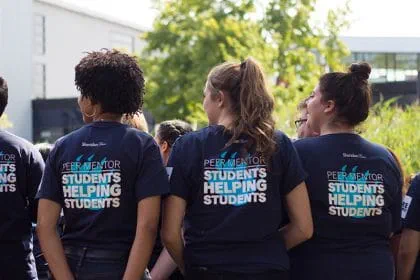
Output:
[290,62,402,280]
[161,58,313,280]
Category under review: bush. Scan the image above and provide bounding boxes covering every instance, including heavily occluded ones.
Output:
[362,101,420,179]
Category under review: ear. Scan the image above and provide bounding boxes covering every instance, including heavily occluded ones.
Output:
[216,90,225,108]
[323,100,335,114]
[161,141,170,154]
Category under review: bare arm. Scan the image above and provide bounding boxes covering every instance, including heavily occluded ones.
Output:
[37,199,74,280]
[280,182,313,250]
[123,196,161,280]
[397,228,420,280]
[161,195,186,274]
[150,247,178,280]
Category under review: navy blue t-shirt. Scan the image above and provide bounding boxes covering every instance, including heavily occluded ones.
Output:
[290,133,402,280]
[36,121,169,250]
[167,125,306,273]
[0,130,44,253]
[402,174,420,279]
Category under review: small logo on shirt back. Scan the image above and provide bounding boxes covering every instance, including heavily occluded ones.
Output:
[82,142,107,147]
[402,195,412,219]
[342,153,366,159]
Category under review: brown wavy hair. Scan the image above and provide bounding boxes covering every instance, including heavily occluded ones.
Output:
[206,57,276,158]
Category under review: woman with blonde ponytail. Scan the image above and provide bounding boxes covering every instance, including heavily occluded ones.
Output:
[161,58,313,280]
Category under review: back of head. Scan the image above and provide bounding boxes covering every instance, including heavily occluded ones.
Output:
[122,112,149,133]
[75,49,144,115]
[319,62,372,126]
[156,120,193,147]
[206,57,276,157]
[0,77,8,117]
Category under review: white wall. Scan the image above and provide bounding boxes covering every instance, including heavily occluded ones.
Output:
[342,36,420,53]
[33,0,145,99]
[0,0,33,140]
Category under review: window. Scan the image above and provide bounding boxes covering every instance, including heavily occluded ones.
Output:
[396,53,418,81]
[33,14,46,55]
[110,32,135,53]
[33,63,46,99]
[346,52,419,83]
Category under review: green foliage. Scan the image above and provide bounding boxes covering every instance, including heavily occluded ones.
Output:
[141,0,274,126]
[264,0,350,130]
[141,0,418,176]
[0,114,12,129]
[361,101,420,178]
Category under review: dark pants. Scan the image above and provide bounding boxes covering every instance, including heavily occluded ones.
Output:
[58,246,151,280]
[185,267,289,280]
[0,251,38,280]
[64,246,127,280]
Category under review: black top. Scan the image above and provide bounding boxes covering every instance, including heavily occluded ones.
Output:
[37,121,169,250]
[290,133,402,280]
[0,130,44,254]
[167,125,306,272]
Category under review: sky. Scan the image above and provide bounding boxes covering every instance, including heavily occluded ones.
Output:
[61,0,420,37]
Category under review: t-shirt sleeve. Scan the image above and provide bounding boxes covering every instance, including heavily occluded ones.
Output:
[134,137,169,202]
[391,178,402,233]
[36,146,64,206]
[279,134,307,195]
[166,138,189,201]
[27,148,45,222]
[402,175,420,231]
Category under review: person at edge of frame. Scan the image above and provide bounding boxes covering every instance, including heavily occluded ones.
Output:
[290,62,402,280]
[0,76,45,280]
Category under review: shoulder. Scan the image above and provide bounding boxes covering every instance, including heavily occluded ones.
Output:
[0,131,39,155]
[292,136,319,153]
[359,137,389,155]
[407,174,420,197]
[359,138,399,168]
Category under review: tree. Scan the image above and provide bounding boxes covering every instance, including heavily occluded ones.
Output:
[141,0,274,125]
[142,0,350,127]
[263,0,350,133]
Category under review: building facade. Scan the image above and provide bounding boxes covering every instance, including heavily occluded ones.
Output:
[0,0,145,141]
[342,37,420,105]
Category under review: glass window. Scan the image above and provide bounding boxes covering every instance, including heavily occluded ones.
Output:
[33,63,46,99]
[395,53,418,81]
[33,14,46,55]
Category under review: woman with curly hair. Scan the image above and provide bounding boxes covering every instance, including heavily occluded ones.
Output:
[161,58,313,280]
[36,50,168,280]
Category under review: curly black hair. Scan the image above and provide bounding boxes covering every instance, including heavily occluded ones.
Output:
[0,77,8,117]
[75,49,144,115]
[156,120,193,147]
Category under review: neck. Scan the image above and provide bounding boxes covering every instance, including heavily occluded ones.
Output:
[319,122,354,136]
[216,111,235,129]
[93,113,123,123]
